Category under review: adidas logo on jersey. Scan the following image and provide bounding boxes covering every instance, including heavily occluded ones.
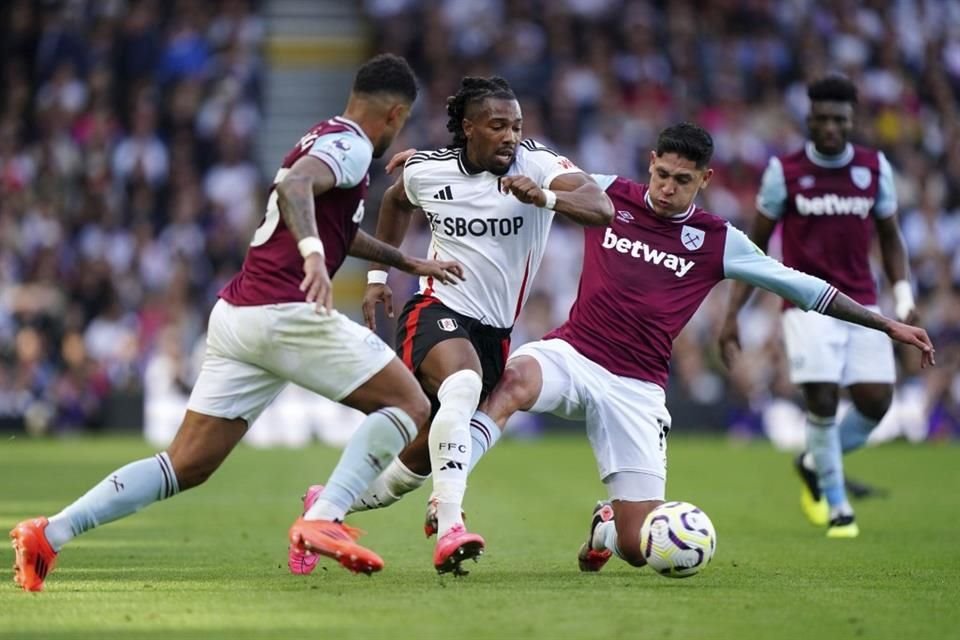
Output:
[601,228,695,278]
[794,193,875,219]
[433,186,454,200]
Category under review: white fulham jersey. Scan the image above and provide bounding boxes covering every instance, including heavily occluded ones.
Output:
[403,140,582,328]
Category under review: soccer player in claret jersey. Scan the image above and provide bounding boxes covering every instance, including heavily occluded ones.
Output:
[289,76,613,575]
[719,75,916,538]
[404,122,932,572]
[9,54,465,591]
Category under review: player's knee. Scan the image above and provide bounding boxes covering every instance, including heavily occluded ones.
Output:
[437,369,483,413]
[497,363,538,413]
[402,391,432,430]
[803,384,839,417]
[855,388,893,421]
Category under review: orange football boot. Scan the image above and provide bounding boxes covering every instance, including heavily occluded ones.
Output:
[10,517,58,592]
[288,517,383,575]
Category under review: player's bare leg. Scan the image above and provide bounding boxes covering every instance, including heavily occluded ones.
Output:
[578,499,664,570]
[289,358,428,574]
[11,411,247,591]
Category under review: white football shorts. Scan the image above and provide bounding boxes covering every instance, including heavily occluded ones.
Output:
[782,306,896,386]
[510,338,671,501]
[187,299,395,425]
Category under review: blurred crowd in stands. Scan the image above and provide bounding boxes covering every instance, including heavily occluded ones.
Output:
[0,0,264,435]
[1,0,957,444]
[367,0,960,443]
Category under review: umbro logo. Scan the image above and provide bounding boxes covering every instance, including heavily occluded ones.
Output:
[616,210,634,223]
[433,185,454,200]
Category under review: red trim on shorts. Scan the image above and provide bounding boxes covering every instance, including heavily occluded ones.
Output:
[513,252,532,321]
[423,251,438,297]
[401,296,437,370]
[501,337,511,365]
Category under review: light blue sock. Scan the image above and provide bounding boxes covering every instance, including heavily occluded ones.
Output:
[468,411,503,472]
[306,408,418,521]
[805,413,848,509]
[839,407,879,454]
[44,452,179,551]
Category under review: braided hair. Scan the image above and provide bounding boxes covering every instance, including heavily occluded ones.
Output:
[445,76,517,149]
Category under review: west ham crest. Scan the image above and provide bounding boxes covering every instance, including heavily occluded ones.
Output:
[680,225,705,251]
[438,318,458,332]
[850,166,871,190]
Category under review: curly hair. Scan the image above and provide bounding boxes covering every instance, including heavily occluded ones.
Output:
[353,53,418,103]
[445,76,517,149]
[808,74,858,105]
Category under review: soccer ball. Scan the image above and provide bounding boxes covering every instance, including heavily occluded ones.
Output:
[640,501,716,578]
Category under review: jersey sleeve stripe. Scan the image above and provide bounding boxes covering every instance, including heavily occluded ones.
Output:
[813,285,839,313]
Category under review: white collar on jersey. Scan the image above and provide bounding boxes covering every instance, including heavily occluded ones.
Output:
[804,141,854,168]
[644,191,696,223]
[332,116,372,146]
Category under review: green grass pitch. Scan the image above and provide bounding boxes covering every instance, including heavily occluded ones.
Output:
[1,435,957,639]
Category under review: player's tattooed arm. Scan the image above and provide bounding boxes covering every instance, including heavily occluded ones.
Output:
[825,292,935,368]
[276,155,339,314]
[501,172,613,225]
[275,156,337,243]
[350,230,463,282]
[369,170,419,272]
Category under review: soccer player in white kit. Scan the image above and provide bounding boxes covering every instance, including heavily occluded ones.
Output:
[404,123,933,572]
[10,54,465,591]
[720,75,916,537]
[290,76,614,575]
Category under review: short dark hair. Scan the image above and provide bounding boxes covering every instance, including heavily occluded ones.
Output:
[807,74,858,105]
[445,76,517,148]
[352,53,418,103]
[655,122,714,168]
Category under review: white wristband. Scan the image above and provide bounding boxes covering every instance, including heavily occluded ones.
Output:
[541,189,557,210]
[297,236,325,259]
[892,280,915,321]
[367,270,388,285]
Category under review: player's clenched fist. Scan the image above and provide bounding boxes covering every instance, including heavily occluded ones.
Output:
[500,175,546,207]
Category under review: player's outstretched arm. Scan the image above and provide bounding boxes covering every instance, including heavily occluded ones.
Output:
[824,292,934,367]
[500,172,614,226]
[276,155,339,314]
[718,213,778,368]
[351,228,464,330]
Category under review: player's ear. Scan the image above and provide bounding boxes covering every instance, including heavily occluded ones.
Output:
[386,102,410,127]
[648,149,657,172]
[462,117,474,141]
[699,167,714,190]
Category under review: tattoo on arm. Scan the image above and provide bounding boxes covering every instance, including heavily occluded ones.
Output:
[350,230,411,270]
[277,174,320,242]
[825,292,891,333]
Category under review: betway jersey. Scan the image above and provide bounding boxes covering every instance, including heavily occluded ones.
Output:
[757,142,896,307]
[547,176,838,389]
[220,117,371,306]
[404,140,581,328]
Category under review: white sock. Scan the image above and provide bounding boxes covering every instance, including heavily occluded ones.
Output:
[429,370,482,536]
[305,407,417,522]
[350,457,428,512]
[45,452,179,551]
[591,520,622,558]
[468,410,502,473]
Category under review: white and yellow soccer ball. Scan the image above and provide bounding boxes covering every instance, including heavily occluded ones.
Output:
[640,501,716,578]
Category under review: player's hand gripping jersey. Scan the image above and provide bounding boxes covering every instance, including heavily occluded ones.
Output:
[402,140,581,328]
